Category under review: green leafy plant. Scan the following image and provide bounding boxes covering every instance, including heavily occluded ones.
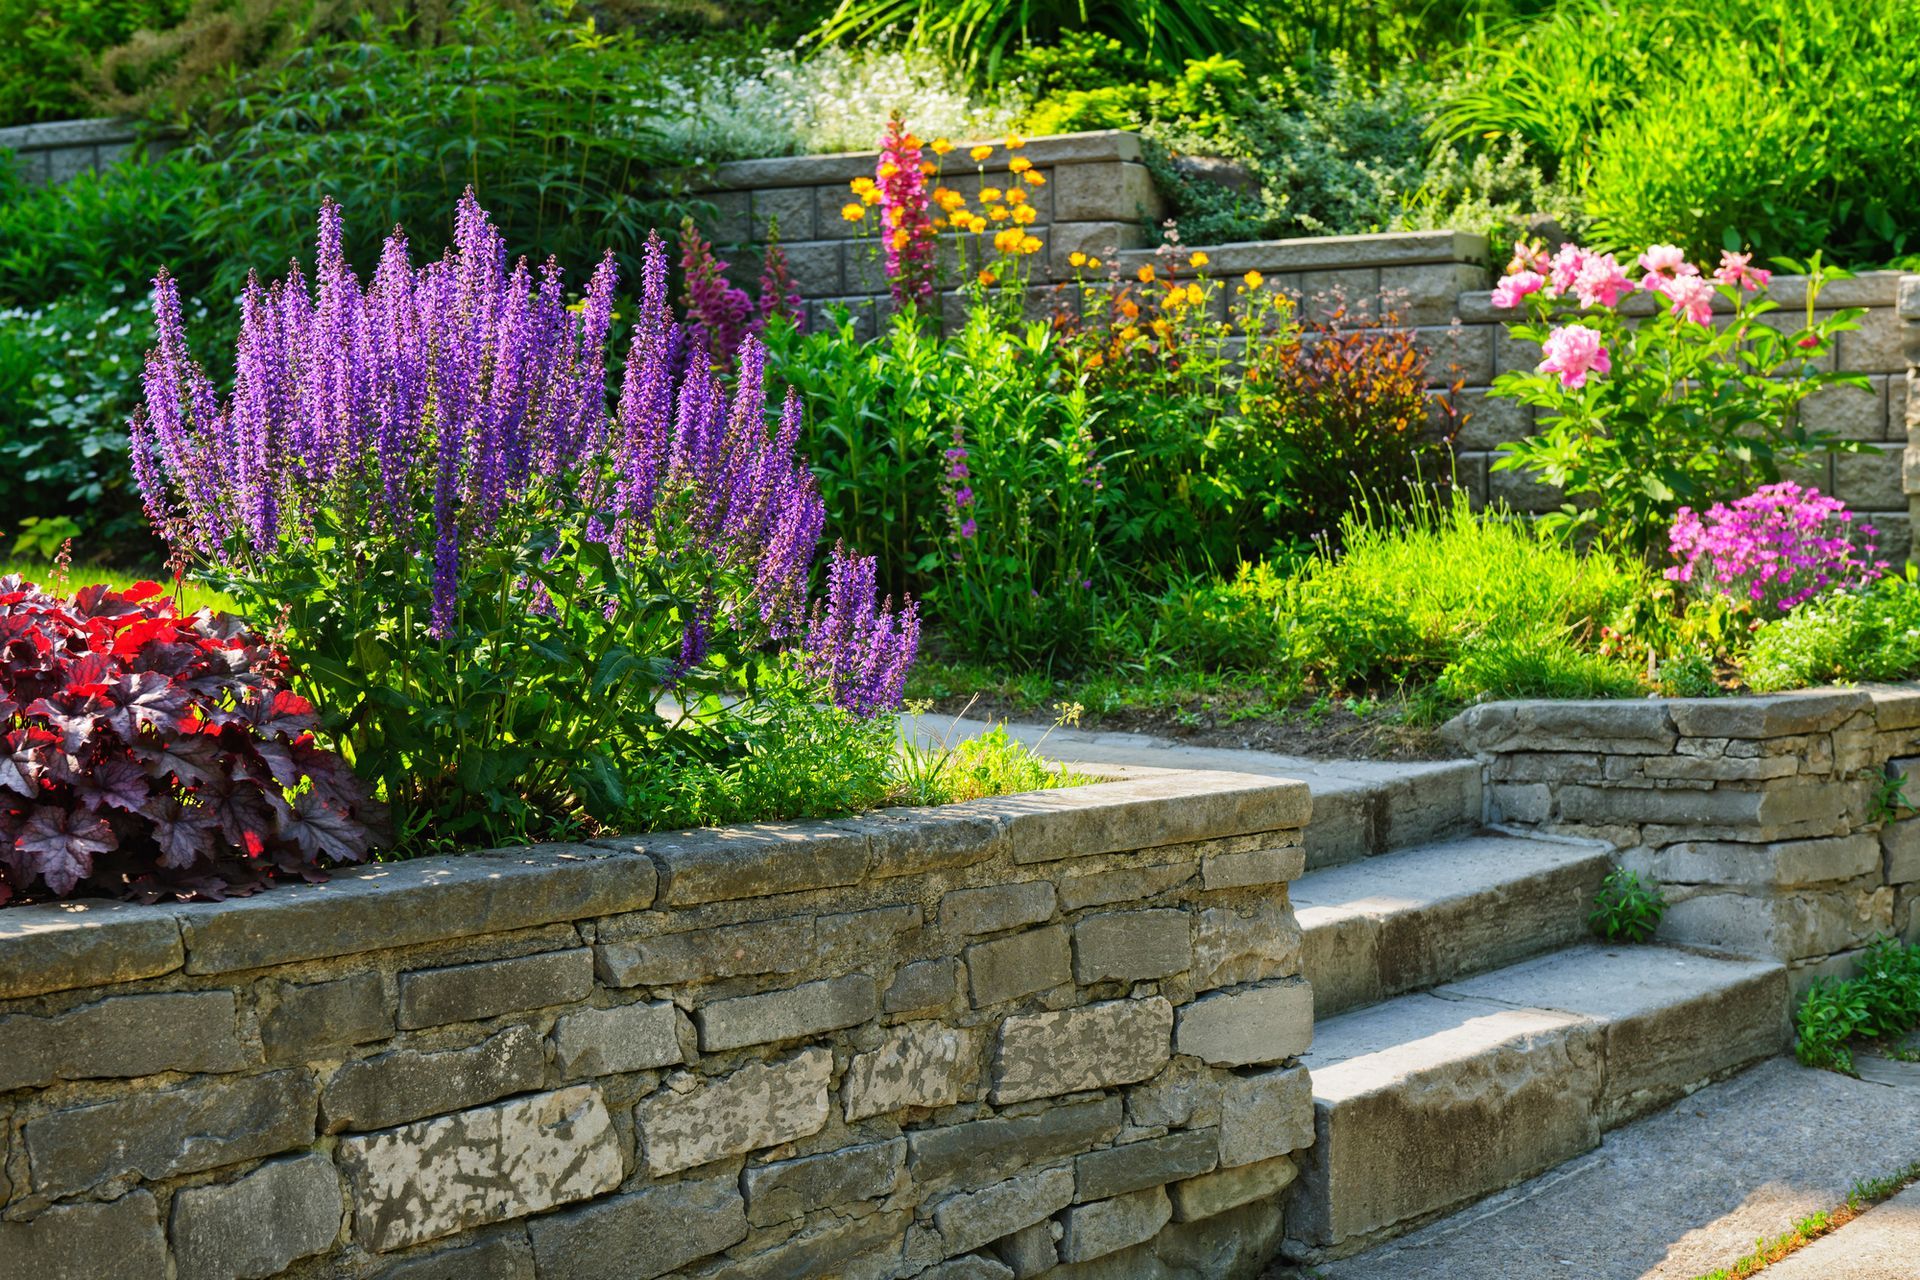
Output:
[0,0,192,125]
[1795,936,1920,1074]
[1744,572,1920,693]
[1588,867,1667,943]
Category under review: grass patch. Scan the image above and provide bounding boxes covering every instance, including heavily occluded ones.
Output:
[0,560,238,614]
[1689,1158,1920,1280]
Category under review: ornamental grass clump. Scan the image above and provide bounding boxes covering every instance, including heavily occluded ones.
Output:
[1667,482,1886,615]
[131,193,917,854]
[0,576,377,904]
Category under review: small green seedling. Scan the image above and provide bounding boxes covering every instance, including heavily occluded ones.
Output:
[1589,867,1666,943]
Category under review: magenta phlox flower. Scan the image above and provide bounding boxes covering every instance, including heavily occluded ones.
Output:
[1537,324,1611,388]
[1666,481,1886,613]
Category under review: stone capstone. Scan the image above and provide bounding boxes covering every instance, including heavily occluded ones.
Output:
[844,1021,977,1120]
[337,1084,622,1253]
[169,1153,342,1280]
[635,1047,832,1176]
[993,997,1174,1103]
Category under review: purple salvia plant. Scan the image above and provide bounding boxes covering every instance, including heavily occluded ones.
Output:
[130,191,917,717]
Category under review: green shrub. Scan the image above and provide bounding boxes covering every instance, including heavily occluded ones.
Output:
[1796,936,1920,1074]
[1588,867,1667,943]
[1745,575,1920,693]
[0,0,192,125]
[0,154,205,308]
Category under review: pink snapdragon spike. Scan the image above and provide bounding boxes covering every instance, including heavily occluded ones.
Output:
[1658,273,1718,325]
[875,115,936,309]
[1538,324,1611,388]
[1572,252,1634,308]
[1490,269,1544,309]
[1714,250,1772,292]
[1666,481,1886,613]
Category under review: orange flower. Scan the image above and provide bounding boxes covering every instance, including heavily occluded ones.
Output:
[980,186,1003,203]
[1004,187,1028,206]
[967,215,989,234]
[1243,269,1264,288]
[1088,256,1102,269]
[861,187,883,205]
[1019,235,1042,254]
[1137,265,1155,284]
[1068,251,1087,268]
[877,162,899,179]
[850,176,875,194]
[979,268,998,285]
[1189,251,1210,268]
[989,206,1010,222]
[1008,156,1034,174]
[969,144,993,162]
[1120,325,1140,341]
[1005,132,1027,150]
[891,228,909,250]
[1012,205,1038,225]
[919,161,937,176]
[932,138,954,155]
[994,228,1023,253]
[1086,351,1105,369]
[1119,298,1141,319]
[1186,283,1204,305]
[840,203,866,222]
[1022,171,1046,187]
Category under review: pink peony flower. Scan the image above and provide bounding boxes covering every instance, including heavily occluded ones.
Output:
[1538,324,1611,389]
[1637,244,1697,280]
[1491,269,1545,309]
[1573,252,1634,308]
[1713,249,1772,292]
[1547,243,1588,295]
[1659,273,1717,325]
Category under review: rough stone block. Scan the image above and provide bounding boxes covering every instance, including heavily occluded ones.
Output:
[1075,1129,1219,1201]
[908,1095,1123,1192]
[1661,886,1893,962]
[920,1258,1016,1280]
[1168,1154,1298,1222]
[1887,819,1920,885]
[992,1221,1059,1277]
[697,974,877,1051]
[1051,161,1161,222]
[704,1209,911,1280]
[0,990,247,1091]
[1378,261,1485,325]
[994,996,1173,1103]
[818,903,923,956]
[1057,862,1194,911]
[886,957,961,1012]
[0,901,182,1000]
[1218,1065,1314,1167]
[636,1047,832,1175]
[621,823,869,906]
[967,925,1071,1007]
[941,881,1056,935]
[169,1153,341,1280]
[1071,909,1192,983]
[1059,1186,1172,1263]
[26,1068,318,1197]
[551,1001,683,1077]
[594,916,811,986]
[743,1137,906,1225]
[338,1084,622,1253]
[934,1166,1076,1258]
[379,1237,536,1280]
[1125,1062,1224,1130]
[1193,901,1303,991]
[526,1176,748,1280]
[751,186,816,241]
[845,1021,977,1120]
[397,947,594,1028]
[1553,781,1850,828]
[1651,833,1882,888]
[1667,690,1871,739]
[0,1190,166,1280]
[322,1025,545,1132]
[1201,846,1305,890]
[264,971,390,1058]
[1175,981,1314,1067]
[1444,700,1677,755]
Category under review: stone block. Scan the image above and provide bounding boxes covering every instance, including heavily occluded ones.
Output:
[1660,887,1892,963]
[1411,324,1493,385]
[705,1209,911,1280]
[551,1001,683,1077]
[322,1024,545,1132]
[993,996,1174,1103]
[696,974,877,1051]
[1453,386,1534,451]
[743,1137,906,1225]
[0,900,182,1000]
[1201,845,1305,890]
[1059,1186,1172,1263]
[0,1190,166,1280]
[380,1237,536,1279]
[701,189,752,244]
[26,1069,319,1198]
[886,957,961,1012]
[1799,378,1889,439]
[1652,833,1882,888]
[169,1153,341,1280]
[1835,445,1906,510]
[594,916,811,986]
[1052,161,1161,222]
[941,881,1056,935]
[1218,1065,1314,1167]
[617,823,869,906]
[1126,1062,1224,1130]
[1175,981,1314,1067]
[1887,819,1920,885]
[175,844,651,973]
[908,1095,1123,1192]
[992,1221,1059,1277]
[1193,901,1303,991]
[1075,1129,1219,1201]
[1057,862,1194,911]
[1444,700,1677,755]
[338,1084,622,1253]
[1072,909,1192,982]
[526,1176,748,1280]
[1168,1154,1298,1222]
[751,186,816,241]
[1553,780,1851,827]
[397,947,593,1029]
[921,1258,1016,1280]
[845,1021,977,1120]
[851,805,1006,878]
[0,990,247,1091]
[997,771,1308,864]
[818,903,923,956]
[781,240,843,294]
[264,971,390,1058]
[967,925,1071,1007]
[635,1047,832,1176]
[1378,261,1484,325]
[934,1166,1076,1258]
[1668,690,1872,739]
[1840,306,1905,373]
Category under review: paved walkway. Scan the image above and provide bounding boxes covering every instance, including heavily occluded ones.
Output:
[1281,1053,1920,1280]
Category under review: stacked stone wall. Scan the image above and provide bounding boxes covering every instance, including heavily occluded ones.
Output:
[1446,688,1920,990]
[0,768,1313,1279]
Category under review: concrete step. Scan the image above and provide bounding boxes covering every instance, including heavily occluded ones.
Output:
[900,715,1483,867]
[1293,832,1613,1019]
[1284,945,1790,1263]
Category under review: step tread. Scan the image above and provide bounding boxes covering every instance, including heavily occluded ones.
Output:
[1301,992,1585,1103]
[1433,943,1785,1024]
[1291,833,1610,919]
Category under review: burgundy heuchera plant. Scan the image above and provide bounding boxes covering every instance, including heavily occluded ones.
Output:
[0,577,377,904]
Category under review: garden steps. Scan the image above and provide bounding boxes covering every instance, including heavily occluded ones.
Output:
[1292,831,1615,1018]
[900,713,1483,866]
[1282,943,1790,1264]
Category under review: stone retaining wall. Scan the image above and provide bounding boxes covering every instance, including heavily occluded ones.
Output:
[1445,687,1920,990]
[0,116,167,185]
[0,768,1314,1279]
[696,131,1915,560]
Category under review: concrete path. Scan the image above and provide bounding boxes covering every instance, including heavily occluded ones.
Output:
[1277,1054,1920,1280]
[1764,1180,1920,1280]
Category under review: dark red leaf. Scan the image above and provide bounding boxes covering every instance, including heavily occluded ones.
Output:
[71,757,152,814]
[135,734,224,786]
[15,805,116,894]
[101,672,192,738]
[148,799,218,870]
[68,584,144,621]
[234,689,318,739]
[278,791,372,864]
[200,778,287,857]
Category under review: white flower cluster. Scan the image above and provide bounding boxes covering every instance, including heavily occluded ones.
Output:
[645,45,1024,162]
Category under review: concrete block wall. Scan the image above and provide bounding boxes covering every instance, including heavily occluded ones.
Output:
[0,767,1315,1279]
[0,116,169,186]
[1445,687,1920,991]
